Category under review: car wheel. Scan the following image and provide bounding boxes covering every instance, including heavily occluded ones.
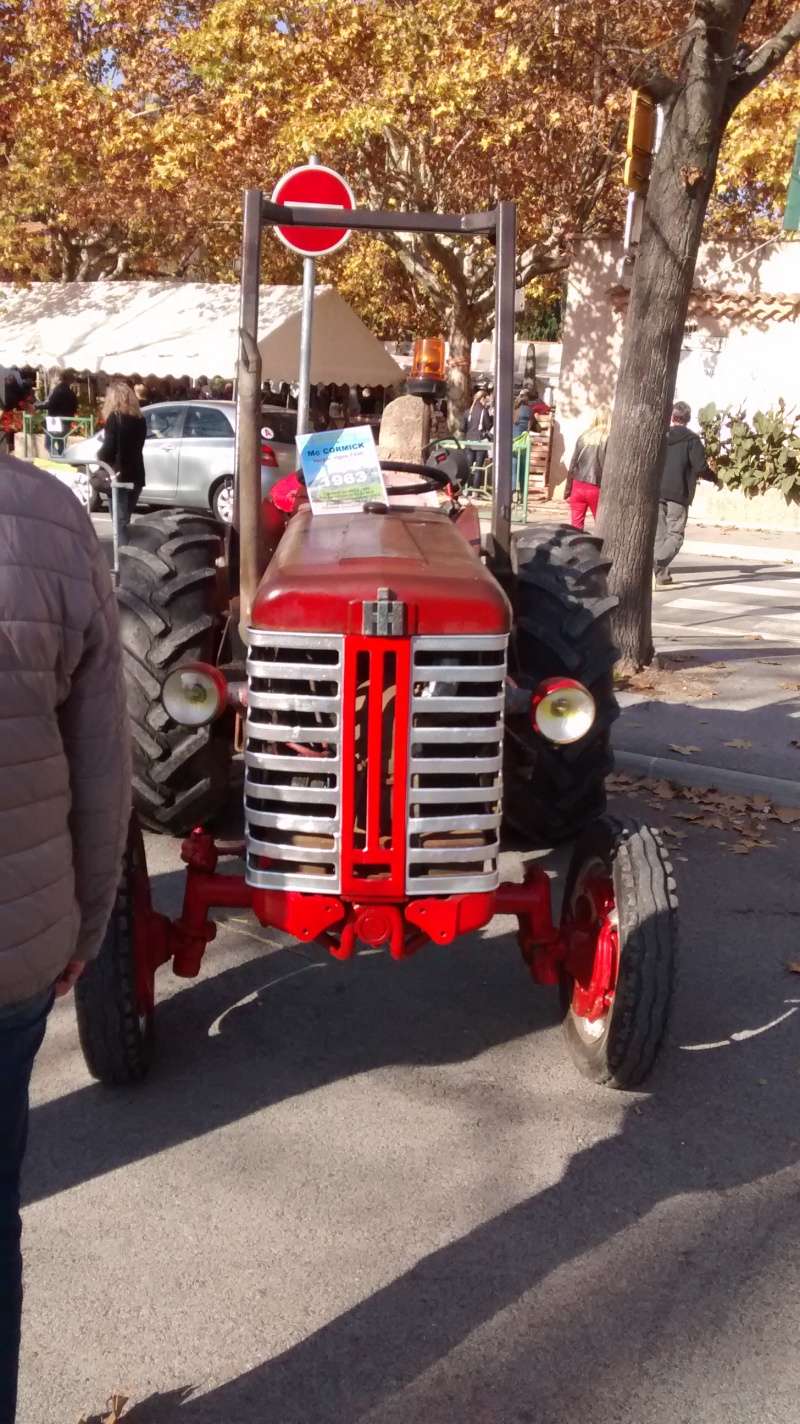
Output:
[76,467,102,514]
[212,478,234,525]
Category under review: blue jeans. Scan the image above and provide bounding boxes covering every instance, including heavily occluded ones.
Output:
[0,990,53,1424]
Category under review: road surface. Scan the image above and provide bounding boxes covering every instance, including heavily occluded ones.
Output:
[20,781,800,1423]
[653,551,800,647]
[18,512,800,1421]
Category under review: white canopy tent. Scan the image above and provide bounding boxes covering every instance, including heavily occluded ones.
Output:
[0,281,403,385]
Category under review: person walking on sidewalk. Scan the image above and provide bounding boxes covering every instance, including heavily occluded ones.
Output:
[565,405,610,529]
[654,401,714,587]
[0,453,130,1424]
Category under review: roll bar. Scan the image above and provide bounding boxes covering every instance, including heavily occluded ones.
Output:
[234,191,517,628]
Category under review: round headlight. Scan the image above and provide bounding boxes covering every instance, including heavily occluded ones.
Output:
[532,678,595,745]
[162,662,226,726]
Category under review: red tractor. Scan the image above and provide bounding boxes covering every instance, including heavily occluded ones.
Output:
[75,195,677,1091]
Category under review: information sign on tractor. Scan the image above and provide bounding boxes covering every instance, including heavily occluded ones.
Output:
[270,164,355,256]
[298,425,388,514]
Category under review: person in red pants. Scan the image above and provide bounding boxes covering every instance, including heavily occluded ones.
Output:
[565,406,610,529]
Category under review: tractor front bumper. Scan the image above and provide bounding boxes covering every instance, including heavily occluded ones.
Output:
[138,829,617,1025]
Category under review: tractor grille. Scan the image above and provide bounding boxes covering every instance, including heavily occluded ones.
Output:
[407,635,507,894]
[245,630,343,893]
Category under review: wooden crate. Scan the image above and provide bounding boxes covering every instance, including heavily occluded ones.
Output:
[528,412,553,498]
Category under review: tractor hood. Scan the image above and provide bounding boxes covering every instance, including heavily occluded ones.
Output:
[251,506,511,637]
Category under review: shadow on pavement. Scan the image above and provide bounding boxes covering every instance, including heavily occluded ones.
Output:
[31,828,800,1422]
[120,1005,800,1423]
[26,901,562,1204]
[612,652,797,786]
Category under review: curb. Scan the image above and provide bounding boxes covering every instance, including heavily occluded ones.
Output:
[682,536,800,566]
[614,749,800,808]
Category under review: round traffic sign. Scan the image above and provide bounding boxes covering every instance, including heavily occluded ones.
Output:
[271,164,355,257]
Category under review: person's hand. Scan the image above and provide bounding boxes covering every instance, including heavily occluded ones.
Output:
[54,958,87,997]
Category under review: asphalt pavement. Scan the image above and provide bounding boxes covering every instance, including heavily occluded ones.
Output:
[616,551,800,793]
[15,511,800,1421]
[21,787,800,1423]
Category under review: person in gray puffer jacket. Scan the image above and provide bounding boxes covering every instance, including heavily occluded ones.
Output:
[0,453,130,1424]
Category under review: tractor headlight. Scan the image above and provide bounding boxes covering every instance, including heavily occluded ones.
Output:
[162,662,227,726]
[531,678,595,745]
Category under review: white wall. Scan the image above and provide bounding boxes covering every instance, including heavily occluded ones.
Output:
[555,237,800,493]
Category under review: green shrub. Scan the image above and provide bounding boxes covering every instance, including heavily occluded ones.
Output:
[698,400,800,502]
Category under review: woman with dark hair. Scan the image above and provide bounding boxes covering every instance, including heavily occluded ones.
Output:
[96,381,147,541]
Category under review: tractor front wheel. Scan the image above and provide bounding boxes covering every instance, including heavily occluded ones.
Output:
[559,815,678,1088]
[74,816,156,1085]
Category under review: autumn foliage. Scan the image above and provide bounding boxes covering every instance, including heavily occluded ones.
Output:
[0,0,798,331]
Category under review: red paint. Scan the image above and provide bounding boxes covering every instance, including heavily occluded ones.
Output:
[338,634,411,899]
[250,888,346,942]
[271,164,355,256]
[251,507,511,636]
[450,500,482,554]
[561,875,619,1021]
[405,891,495,944]
[139,840,620,1025]
[269,471,305,514]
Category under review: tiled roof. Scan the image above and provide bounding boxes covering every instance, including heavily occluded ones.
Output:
[608,285,800,324]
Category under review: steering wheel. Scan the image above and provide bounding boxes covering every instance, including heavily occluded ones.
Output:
[379,458,457,497]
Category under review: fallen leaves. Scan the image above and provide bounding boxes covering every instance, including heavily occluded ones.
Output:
[787,961,800,975]
[669,744,702,756]
[615,652,723,701]
[78,1394,129,1424]
[607,772,800,855]
[773,806,800,824]
[723,738,752,750]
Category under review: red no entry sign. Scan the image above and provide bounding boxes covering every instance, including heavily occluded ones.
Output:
[271,164,355,257]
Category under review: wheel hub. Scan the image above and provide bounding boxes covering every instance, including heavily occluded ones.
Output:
[216,482,234,523]
[563,875,619,1023]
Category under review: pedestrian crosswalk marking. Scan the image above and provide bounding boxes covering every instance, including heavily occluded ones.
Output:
[727,584,800,599]
[652,620,793,644]
[665,596,763,615]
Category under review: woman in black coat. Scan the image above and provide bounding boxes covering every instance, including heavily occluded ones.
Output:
[96,381,147,540]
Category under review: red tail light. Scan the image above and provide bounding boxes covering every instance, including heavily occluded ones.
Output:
[260,443,279,468]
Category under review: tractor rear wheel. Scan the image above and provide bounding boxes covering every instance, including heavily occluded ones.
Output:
[504,523,619,845]
[117,509,230,834]
[75,816,156,1085]
[559,815,678,1088]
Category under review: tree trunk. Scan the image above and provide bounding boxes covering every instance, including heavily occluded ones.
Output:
[597,10,744,670]
[447,308,476,433]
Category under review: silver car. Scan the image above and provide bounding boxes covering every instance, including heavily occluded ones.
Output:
[61,400,298,523]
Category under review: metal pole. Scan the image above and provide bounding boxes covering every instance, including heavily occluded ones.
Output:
[235,188,265,637]
[490,199,517,568]
[110,475,120,586]
[296,154,320,438]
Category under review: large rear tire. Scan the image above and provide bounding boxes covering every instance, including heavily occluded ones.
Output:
[559,815,678,1088]
[75,816,156,1085]
[504,523,619,845]
[117,510,231,834]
